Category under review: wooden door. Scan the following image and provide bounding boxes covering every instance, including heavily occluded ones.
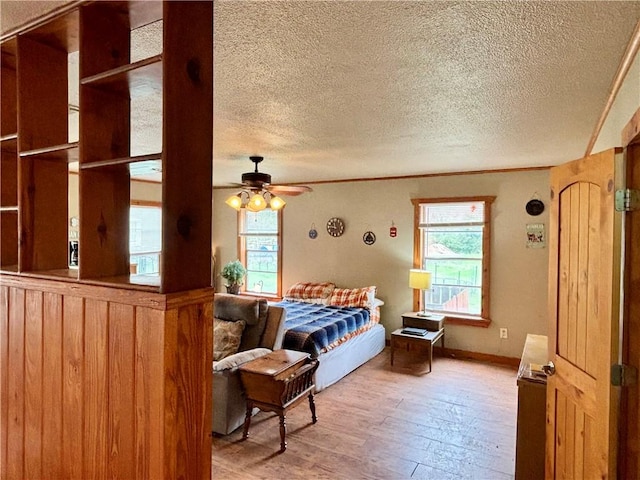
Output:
[546,148,624,479]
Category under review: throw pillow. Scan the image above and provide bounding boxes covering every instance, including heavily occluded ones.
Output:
[284,282,335,303]
[329,286,377,308]
[213,318,245,361]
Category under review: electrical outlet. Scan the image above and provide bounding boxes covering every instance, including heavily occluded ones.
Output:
[499,328,508,339]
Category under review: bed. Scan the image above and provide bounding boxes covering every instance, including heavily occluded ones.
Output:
[272,282,386,391]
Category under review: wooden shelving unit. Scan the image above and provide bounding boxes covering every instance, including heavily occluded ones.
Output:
[1,37,18,271]
[0,0,212,293]
[0,2,213,479]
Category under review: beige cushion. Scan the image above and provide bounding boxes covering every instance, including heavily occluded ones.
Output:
[212,348,272,372]
[213,318,245,361]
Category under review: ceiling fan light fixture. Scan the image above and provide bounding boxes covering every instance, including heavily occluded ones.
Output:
[225,194,244,210]
[225,156,310,211]
[269,195,286,210]
[247,192,267,212]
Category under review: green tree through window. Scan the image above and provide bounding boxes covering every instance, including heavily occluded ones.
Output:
[239,208,282,295]
[412,197,494,324]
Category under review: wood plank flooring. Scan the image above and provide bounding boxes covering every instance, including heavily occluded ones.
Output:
[212,347,518,479]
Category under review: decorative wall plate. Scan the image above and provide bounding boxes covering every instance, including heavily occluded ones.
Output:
[526,199,545,216]
[309,223,318,239]
[326,217,345,237]
[363,231,376,245]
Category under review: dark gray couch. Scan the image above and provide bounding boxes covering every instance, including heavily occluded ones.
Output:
[212,293,286,435]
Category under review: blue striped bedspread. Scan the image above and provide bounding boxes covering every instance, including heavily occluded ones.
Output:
[273,300,371,357]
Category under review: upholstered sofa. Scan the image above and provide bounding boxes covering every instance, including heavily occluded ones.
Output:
[212,293,286,435]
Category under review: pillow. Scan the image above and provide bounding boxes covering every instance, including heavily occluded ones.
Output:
[213,318,245,361]
[329,286,377,309]
[214,294,268,350]
[284,282,335,304]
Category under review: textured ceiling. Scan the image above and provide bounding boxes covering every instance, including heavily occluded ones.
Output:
[2,1,640,186]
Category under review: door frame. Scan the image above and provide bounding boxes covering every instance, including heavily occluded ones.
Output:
[620,114,640,480]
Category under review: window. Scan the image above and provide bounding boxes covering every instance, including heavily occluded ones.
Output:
[239,208,282,296]
[130,203,162,275]
[412,196,494,325]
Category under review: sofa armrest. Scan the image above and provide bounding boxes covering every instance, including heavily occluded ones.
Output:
[212,347,272,373]
[260,305,286,350]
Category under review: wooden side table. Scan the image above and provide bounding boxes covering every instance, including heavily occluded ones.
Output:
[390,328,445,373]
[401,312,445,331]
[239,349,319,452]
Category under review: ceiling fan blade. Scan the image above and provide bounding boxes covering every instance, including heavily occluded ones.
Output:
[268,185,313,196]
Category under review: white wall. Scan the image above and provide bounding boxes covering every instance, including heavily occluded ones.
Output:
[213,168,550,359]
[593,52,640,153]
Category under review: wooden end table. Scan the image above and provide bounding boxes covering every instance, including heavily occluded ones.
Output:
[390,328,445,373]
[401,312,445,331]
[239,349,319,452]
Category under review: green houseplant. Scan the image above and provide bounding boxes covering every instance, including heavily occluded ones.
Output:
[221,260,247,294]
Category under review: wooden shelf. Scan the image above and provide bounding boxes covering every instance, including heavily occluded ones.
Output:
[0,264,18,273]
[79,274,161,292]
[18,268,79,281]
[80,152,162,170]
[20,141,79,162]
[0,268,160,291]
[0,133,17,147]
[81,54,162,97]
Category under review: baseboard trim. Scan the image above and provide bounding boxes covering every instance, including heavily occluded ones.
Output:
[384,339,520,368]
[435,346,520,368]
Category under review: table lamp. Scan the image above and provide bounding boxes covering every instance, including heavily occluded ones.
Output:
[409,269,432,317]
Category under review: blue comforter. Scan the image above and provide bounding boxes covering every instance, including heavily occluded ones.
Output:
[273,300,371,357]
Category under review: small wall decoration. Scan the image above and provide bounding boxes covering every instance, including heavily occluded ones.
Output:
[526,194,545,216]
[363,231,376,245]
[389,221,397,238]
[326,217,345,237]
[526,223,545,248]
[308,223,318,239]
[69,216,79,239]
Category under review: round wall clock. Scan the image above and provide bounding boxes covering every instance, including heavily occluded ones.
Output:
[326,217,345,237]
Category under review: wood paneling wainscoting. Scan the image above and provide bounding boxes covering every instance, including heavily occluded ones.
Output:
[0,275,213,479]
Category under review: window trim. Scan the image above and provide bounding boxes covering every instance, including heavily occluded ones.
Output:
[237,208,283,298]
[411,196,495,327]
[129,201,162,276]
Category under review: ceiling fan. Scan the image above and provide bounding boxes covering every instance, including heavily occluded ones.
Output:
[225,156,312,211]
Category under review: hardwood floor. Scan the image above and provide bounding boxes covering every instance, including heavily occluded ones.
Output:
[212,347,518,479]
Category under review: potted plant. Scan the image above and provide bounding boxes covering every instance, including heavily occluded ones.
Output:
[221,259,246,294]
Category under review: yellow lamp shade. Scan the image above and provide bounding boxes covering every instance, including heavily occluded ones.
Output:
[409,269,431,290]
[247,193,267,212]
[225,195,243,210]
[269,195,286,210]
